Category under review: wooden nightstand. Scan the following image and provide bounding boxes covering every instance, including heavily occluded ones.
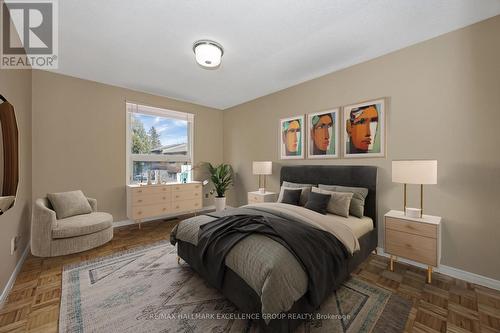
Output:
[247,191,277,204]
[384,210,441,283]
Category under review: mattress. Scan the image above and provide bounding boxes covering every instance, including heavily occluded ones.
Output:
[326,213,374,239]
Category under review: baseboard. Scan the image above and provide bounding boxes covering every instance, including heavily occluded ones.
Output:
[0,244,30,307]
[376,247,500,291]
[113,205,216,228]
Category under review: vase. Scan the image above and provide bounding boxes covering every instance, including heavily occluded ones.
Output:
[214,197,226,212]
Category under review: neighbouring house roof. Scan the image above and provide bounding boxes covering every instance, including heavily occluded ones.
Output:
[150,143,187,155]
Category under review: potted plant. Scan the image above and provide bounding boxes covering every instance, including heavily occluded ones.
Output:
[206,163,233,212]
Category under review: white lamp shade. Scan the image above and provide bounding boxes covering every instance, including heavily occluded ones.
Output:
[253,161,272,175]
[194,42,223,68]
[392,160,437,184]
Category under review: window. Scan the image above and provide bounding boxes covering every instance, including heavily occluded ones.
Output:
[126,102,194,184]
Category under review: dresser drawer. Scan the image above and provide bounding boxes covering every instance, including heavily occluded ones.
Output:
[172,190,201,201]
[248,193,264,203]
[385,217,437,238]
[172,199,202,213]
[171,183,202,192]
[131,193,171,206]
[385,229,437,266]
[131,186,171,197]
[132,203,171,220]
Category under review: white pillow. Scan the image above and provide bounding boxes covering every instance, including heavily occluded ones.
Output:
[311,187,353,217]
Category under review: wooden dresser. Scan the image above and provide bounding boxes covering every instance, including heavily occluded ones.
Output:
[384,210,441,283]
[127,182,202,228]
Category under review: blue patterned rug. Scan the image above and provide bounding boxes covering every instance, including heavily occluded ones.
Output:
[59,242,411,332]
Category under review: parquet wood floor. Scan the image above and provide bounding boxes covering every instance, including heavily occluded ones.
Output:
[1,219,499,333]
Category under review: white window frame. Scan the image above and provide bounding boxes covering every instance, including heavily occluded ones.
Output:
[125,101,194,184]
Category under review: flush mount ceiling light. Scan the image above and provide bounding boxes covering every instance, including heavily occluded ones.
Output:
[193,40,224,69]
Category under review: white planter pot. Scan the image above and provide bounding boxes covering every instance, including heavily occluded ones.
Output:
[214,197,226,212]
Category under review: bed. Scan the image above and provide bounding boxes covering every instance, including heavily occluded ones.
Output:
[171,165,378,332]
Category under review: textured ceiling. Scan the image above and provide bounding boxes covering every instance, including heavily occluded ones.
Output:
[49,0,500,109]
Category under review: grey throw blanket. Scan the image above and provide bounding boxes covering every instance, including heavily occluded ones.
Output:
[196,214,349,308]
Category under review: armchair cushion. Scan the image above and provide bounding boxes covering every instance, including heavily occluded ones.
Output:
[52,212,113,239]
[47,190,92,219]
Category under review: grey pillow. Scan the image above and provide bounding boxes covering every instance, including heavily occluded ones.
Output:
[281,189,302,206]
[279,181,313,206]
[312,187,353,217]
[318,184,368,218]
[47,190,92,219]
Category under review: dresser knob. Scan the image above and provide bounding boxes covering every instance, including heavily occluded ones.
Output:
[176,195,179,198]
[162,208,166,211]
[137,211,142,215]
[162,197,166,200]
[195,203,199,206]
[138,199,142,203]
[176,205,180,209]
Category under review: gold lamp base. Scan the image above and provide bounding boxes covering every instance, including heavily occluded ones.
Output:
[403,183,424,218]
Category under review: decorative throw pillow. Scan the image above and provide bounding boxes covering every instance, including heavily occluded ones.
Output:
[318,184,368,218]
[280,189,302,206]
[304,191,331,215]
[312,187,353,217]
[47,190,92,219]
[280,181,314,206]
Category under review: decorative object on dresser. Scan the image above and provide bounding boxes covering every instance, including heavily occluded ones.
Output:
[205,162,233,212]
[384,210,441,283]
[126,182,202,228]
[31,191,113,257]
[252,161,272,193]
[247,190,277,204]
[392,160,437,218]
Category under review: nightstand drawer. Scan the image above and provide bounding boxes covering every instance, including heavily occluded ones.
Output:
[385,229,437,266]
[248,193,264,203]
[385,217,437,238]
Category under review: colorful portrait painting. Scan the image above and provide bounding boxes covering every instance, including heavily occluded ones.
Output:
[343,99,385,158]
[280,116,304,159]
[307,109,339,159]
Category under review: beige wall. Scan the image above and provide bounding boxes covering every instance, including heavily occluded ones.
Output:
[32,70,223,221]
[223,16,500,280]
[0,70,32,293]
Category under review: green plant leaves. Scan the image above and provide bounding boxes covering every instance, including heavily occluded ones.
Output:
[205,162,233,197]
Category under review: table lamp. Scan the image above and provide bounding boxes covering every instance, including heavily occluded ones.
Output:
[252,161,272,194]
[392,160,437,218]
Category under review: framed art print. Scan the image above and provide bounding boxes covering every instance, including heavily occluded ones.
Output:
[343,98,385,158]
[280,115,304,159]
[306,108,339,159]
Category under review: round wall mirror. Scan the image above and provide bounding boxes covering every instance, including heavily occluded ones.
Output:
[0,94,19,215]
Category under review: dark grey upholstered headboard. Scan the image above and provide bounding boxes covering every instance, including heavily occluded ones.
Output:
[280,165,378,227]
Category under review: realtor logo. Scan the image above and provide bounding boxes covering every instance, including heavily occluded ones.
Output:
[1,0,58,69]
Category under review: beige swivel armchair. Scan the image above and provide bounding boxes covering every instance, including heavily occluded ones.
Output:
[31,197,113,257]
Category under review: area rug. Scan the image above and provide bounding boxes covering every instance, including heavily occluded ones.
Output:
[59,242,411,333]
